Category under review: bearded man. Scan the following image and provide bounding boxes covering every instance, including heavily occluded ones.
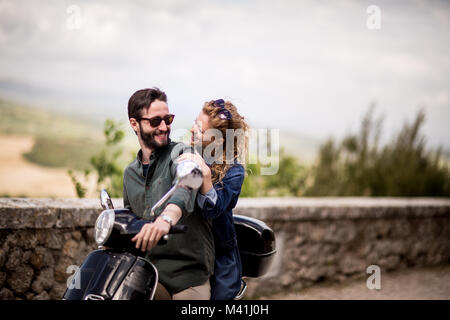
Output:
[123,87,214,300]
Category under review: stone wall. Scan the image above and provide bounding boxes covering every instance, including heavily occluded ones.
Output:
[0,197,449,300]
[233,198,450,298]
[0,198,103,300]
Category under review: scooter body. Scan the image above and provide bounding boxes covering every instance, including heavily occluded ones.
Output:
[63,160,276,300]
[63,211,277,300]
[64,249,158,300]
[63,209,161,300]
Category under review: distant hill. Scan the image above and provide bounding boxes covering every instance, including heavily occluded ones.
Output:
[0,98,321,170]
[278,130,320,164]
[0,99,106,170]
[0,98,103,139]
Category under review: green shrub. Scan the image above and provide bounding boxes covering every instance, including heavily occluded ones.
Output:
[305,108,450,197]
[69,119,128,198]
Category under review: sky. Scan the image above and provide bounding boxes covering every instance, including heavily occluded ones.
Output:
[0,0,449,151]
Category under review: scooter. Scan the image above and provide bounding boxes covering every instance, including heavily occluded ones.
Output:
[63,160,276,300]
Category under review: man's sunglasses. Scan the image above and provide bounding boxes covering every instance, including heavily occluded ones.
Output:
[138,114,175,127]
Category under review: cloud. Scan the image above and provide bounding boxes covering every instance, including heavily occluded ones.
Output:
[0,0,449,149]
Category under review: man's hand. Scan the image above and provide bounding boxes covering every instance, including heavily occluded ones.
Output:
[131,217,170,252]
[131,203,182,252]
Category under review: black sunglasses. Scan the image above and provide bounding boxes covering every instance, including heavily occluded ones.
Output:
[138,114,175,127]
[213,99,232,120]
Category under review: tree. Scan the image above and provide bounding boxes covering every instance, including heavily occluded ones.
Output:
[68,119,126,198]
[305,107,450,197]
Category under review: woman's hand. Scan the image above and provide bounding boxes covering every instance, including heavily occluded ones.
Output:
[177,150,211,178]
[177,150,213,195]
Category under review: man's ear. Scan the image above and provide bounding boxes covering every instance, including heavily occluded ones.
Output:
[129,118,139,135]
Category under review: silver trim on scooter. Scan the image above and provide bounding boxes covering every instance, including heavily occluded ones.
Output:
[146,258,159,300]
[85,294,105,300]
[234,279,247,300]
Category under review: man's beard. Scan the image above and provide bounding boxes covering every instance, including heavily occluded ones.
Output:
[139,125,171,150]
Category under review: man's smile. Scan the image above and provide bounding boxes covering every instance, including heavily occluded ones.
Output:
[155,131,168,139]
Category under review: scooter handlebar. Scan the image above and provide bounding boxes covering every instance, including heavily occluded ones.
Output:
[157,224,188,245]
[169,224,188,234]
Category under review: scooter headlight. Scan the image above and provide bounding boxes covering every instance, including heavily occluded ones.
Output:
[95,209,115,246]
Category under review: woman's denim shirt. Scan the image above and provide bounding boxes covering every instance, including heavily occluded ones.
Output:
[196,164,245,252]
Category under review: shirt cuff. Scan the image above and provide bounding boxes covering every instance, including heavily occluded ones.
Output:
[197,187,218,209]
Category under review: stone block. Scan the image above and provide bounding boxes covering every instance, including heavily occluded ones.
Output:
[32,291,50,300]
[0,288,14,300]
[6,265,34,294]
[63,240,78,258]
[31,268,54,293]
[30,246,55,270]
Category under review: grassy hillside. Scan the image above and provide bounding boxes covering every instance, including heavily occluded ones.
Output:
[0,99,103,138]
[0,99,107,170]
[0,98,322,172]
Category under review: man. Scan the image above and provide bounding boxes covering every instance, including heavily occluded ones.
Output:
[123,87,214,299]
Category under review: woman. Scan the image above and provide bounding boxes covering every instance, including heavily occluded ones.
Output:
[177,99,248,300]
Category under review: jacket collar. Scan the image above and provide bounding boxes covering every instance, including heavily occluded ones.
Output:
[135,141,172,167]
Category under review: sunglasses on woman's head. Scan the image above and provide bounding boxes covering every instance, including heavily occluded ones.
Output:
[138,114,175,127]
[213,99,232,120]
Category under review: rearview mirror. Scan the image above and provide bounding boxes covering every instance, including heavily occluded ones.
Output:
[175,160,203,190]
[149,159,203,217]
[100,189,114,210]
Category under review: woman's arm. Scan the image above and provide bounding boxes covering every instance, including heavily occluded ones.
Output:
[175,152,245,219]
[197,165,245,219]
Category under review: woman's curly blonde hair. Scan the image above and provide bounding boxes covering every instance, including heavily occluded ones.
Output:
[202,100,249,184]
